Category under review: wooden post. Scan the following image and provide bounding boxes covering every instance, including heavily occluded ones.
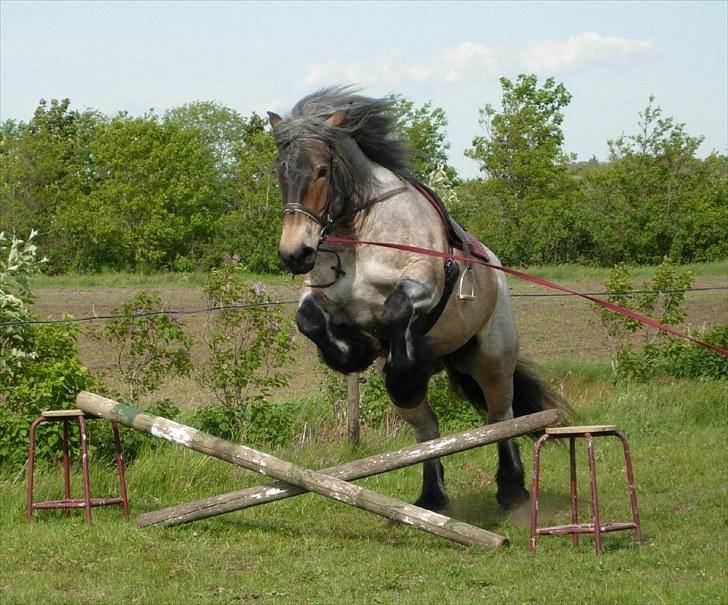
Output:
[133,409,559,528]
[76,391,508,548]
[346,373,360,447]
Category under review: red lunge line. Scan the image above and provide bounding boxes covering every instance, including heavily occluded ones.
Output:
[322,235,728,358]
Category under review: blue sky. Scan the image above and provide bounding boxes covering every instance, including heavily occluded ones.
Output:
[1,0,726,178]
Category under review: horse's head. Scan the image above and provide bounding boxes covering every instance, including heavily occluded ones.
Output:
[268,110,346,275]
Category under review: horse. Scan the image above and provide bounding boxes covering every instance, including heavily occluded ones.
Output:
[268,87,561,512]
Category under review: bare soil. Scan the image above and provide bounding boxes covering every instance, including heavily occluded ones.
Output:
[32,273,727,409]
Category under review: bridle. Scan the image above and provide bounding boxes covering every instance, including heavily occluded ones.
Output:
[278,137,408,288]
[280,148,340,235]
[280,139,408,237]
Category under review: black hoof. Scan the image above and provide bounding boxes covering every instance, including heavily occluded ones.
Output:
[414,493,451,515]
[296,300,326,338]
[496,485,530,510]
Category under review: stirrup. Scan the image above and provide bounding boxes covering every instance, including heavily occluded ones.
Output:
[458,265,476,300]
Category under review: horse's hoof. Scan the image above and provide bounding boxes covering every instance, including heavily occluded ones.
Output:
[414,494,451,515]
[496,486,530,511]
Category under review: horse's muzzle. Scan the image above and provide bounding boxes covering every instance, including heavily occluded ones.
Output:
[279,245,316,274]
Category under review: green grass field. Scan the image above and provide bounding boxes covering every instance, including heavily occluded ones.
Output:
[3,263,727,603]
[1,368,727,605]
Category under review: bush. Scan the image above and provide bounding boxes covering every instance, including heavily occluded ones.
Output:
[95,291,192,404]
[196,257,296,435]
[188,400,295,448]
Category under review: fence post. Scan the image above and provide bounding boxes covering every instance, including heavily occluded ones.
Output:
[346,373,360,447]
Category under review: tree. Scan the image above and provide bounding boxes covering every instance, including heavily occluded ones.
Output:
[393,96,456,181]
[0,99,102,258]
[207,113,283,273]
[463,75,585,265]
[583,96,727,264]
[467,74,574,202]
[53,111,221,271]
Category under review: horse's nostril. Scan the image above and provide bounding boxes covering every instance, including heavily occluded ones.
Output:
[300,246,315,263]
[279,245,317,274]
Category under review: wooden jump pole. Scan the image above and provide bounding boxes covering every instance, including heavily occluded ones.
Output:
[137,409,560,528]
[76,391,509,549]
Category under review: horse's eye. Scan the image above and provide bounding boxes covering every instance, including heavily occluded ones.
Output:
[317,166,329,179]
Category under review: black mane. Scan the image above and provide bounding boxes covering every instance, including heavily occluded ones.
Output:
[272,87,414,192]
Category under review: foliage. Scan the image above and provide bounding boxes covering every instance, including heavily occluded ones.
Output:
[206,114,283,274]
[462,74,588,265]
[0,228,99,470]
[467,74,574,198]
[581,95,728,265]
[594,258,726,381]
[0,229,46,379]
[196,256,296,436]
[393,96,456,181]
[96,292,192,403]
[659,324,728,380]
[1,92,726,272]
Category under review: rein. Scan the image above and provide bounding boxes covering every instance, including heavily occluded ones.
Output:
[321,235,728,359]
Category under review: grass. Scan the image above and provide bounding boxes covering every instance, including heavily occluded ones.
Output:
[2,370,727,605]
[6,263,727,602]
[28,259,728,291]
[29,270,294,290]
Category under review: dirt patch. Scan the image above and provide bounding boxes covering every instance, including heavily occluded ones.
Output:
[31,273,727,409]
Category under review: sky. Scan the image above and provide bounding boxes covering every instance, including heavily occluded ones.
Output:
[1,0,726,178]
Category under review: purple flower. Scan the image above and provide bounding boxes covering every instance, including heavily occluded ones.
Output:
[254,282,266,298]
[168,312,182,323]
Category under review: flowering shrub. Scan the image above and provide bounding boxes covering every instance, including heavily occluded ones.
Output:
[195,255,296,437]
[96,292,192,403]
[0,230,46,380]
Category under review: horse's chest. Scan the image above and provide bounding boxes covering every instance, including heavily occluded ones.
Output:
[320,261,394,329]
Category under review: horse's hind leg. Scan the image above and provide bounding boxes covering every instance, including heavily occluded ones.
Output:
[449,351,529,509]
[394,396,449,513]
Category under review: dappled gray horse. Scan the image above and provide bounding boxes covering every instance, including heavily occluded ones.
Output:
[268,88,560,511]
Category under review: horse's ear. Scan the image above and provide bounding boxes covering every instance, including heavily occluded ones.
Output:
[267,111,282,128]
[326,110,346,127]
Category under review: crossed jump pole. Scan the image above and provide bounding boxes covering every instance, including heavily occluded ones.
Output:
[77,391,559,549]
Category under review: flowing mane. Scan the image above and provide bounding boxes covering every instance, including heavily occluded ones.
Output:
[271,87,414,182]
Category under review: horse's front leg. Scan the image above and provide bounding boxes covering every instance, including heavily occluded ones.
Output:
[297,293,378,374]
[381,278,439,407]
[381,277,449,512]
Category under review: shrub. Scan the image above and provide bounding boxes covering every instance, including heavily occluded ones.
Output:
[95,292,192,403]
[195,256,296,437]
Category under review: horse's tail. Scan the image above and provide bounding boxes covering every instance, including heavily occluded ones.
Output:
[445,359,570,428]
[511,360,568,421]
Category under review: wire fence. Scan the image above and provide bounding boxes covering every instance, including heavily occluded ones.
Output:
[1,286,725,328]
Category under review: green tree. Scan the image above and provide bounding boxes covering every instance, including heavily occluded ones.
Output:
[0,99,102,260]
[393,96,456,181]
[208,113,283,273]
[463,75,585,264]
[54,111,221,271]
[467,74,574,201]
[583,96,727,264]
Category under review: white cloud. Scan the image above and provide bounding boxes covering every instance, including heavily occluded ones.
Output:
[522,32,655,72]
[305,32,655,87]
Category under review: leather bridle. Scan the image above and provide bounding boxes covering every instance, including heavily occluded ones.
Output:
[280,141,407,236]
